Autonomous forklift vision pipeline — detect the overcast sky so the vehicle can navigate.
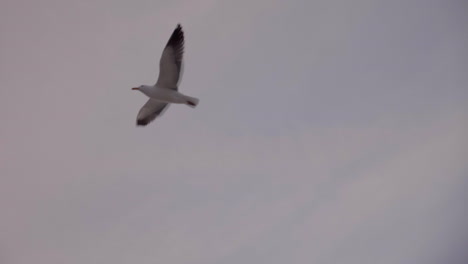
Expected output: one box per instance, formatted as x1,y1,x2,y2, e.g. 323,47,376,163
1,0,467,263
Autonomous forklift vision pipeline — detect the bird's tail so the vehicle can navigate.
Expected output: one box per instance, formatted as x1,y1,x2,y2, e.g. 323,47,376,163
185,96,199,108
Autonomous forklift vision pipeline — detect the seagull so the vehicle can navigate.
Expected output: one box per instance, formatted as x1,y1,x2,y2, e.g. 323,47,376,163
132,24,199,126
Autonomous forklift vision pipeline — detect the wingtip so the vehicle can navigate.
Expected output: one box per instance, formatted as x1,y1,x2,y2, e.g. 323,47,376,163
166,24,184,48
136,120,148,126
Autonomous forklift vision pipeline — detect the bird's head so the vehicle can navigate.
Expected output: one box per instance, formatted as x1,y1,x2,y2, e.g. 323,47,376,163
132,85,153,96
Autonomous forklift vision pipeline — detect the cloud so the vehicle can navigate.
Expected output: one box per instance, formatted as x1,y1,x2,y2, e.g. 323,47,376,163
1,0,467,263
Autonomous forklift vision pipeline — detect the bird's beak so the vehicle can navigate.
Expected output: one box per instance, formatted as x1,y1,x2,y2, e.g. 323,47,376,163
131,87,139,90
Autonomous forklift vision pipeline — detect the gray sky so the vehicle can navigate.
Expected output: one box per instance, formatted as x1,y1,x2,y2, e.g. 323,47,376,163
1,0,467,263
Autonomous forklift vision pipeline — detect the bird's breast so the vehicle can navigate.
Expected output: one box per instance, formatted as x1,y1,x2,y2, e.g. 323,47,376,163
148,88,184,103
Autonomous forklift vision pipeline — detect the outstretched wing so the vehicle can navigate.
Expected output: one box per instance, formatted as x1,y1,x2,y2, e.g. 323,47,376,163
156,24,184,90
136,99,169,126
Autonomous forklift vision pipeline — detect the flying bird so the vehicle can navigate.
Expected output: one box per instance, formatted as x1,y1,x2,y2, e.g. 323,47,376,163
132,24,199,126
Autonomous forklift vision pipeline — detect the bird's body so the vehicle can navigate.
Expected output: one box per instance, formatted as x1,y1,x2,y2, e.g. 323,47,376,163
137,85,198,106
132,24,198,126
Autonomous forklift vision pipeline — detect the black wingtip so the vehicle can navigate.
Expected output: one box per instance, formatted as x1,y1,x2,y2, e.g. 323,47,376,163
136,119,149,126
166,24,184,47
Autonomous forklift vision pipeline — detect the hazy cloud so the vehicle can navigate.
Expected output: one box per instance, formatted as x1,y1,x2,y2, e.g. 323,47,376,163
1,0,467,263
